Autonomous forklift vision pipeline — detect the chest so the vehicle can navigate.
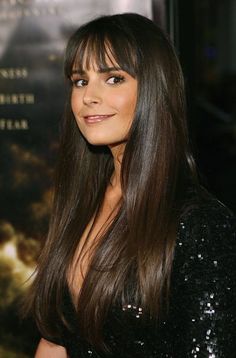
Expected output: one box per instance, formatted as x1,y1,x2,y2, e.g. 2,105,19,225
67,198,119,300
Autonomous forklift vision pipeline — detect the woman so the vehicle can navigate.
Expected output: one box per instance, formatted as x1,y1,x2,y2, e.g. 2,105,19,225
27,13,236,357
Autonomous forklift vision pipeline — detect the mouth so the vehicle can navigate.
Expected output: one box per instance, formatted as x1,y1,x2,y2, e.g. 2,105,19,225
83,114,115,124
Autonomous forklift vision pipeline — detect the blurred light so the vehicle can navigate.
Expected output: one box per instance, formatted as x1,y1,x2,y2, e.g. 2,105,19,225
0,241,35,282
2,242,17,259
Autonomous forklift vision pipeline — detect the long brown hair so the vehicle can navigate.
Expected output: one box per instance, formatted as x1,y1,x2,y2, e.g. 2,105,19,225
26,13,198,349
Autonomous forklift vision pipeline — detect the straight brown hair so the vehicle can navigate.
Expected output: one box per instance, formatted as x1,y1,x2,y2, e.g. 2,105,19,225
25,13,199,350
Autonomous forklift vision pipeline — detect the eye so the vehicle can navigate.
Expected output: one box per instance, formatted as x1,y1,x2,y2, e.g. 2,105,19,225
72,78,87,87
106,75,125,85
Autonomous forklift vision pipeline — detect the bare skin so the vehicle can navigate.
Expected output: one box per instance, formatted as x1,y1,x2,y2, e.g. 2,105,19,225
68,55,135,299
35,56,136,355
35,338,67,357
69,143,123,288
35,150,122,357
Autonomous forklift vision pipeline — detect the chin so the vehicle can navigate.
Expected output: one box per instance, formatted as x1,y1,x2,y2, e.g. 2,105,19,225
82,132,122,146
85,136,113,146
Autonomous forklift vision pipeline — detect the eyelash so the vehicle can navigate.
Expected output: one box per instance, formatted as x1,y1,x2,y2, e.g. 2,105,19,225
106,75,125,84
72,79,87,87
71,75,125,88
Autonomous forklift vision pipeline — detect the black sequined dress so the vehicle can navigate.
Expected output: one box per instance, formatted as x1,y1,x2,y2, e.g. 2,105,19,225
43,195,236,357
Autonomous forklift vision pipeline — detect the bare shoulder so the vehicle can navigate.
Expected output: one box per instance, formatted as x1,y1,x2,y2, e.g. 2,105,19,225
35,338,67,358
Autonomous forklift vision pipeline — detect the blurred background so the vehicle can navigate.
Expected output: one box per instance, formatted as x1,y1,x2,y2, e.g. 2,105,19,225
0,0,235,356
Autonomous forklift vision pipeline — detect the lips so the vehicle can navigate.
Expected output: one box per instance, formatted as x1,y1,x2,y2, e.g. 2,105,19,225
83,114,115,124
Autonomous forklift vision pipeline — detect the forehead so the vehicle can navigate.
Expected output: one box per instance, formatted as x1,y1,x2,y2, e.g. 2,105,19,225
66,35,137,79
72,42,120,72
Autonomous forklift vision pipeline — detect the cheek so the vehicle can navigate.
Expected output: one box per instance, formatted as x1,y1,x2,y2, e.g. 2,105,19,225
71,93,84,132
71,92,81,115
71,94,76,114
111,92,137,116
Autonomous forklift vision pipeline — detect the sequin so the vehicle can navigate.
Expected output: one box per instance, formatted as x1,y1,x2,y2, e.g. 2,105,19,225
43,196,236,357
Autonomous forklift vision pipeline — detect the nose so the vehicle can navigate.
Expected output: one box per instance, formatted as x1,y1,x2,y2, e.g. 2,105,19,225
83,83,102,105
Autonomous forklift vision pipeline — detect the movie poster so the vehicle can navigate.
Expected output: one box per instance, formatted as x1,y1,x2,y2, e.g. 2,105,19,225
0,0,156,356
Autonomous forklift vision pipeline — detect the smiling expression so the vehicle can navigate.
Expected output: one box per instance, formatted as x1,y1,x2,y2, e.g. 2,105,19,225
70,58,137,148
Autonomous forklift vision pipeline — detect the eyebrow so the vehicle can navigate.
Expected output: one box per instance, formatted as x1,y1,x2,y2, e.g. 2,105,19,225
71,66,122,75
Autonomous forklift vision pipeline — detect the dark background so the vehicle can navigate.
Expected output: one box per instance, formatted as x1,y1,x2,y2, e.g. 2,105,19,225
168,0,236,212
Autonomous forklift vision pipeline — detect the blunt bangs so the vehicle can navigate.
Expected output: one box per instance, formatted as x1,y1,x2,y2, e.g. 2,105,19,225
64,17,138,79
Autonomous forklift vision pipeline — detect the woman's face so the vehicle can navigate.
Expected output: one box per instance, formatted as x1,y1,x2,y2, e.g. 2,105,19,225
70,56,137,148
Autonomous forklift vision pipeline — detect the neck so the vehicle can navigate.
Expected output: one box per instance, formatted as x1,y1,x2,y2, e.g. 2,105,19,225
108,143,125,192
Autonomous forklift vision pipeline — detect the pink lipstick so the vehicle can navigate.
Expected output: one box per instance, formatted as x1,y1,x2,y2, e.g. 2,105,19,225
84,114,115,124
